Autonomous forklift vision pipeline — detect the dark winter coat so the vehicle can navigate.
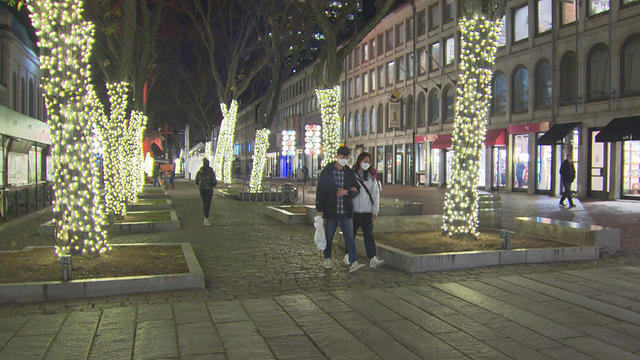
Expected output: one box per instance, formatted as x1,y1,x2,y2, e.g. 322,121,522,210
560,159,576,184
195,166,217,190
315,161,360,219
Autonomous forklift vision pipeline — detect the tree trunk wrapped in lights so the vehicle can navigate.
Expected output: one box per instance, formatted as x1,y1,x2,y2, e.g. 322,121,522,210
213,100,238,184
442,15,502,239
222,100,239,184
249,128,270,193
124,110,147,202
315,86,341,167
27,0,110,256
100,82,130,217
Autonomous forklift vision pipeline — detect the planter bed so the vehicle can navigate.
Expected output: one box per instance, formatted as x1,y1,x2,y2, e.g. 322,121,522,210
0,242,204,304
39,209,180,236
126,198,172,211
266,205,313,224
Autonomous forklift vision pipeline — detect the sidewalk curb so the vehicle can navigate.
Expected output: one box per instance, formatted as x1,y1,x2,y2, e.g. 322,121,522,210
0,242,204,304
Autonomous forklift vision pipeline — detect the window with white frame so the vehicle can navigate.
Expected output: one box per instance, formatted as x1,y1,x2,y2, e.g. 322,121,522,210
537,0,552,34
445,37,455,65
588,0,609,16
514,5,529,42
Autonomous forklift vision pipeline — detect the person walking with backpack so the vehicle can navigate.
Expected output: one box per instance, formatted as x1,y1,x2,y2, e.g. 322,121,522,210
195,158,217,226
349,152,384,268
559,152,576,208
316,146,365,273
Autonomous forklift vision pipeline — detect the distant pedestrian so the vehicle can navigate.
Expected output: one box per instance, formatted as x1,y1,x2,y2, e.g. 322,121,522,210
316,146,365,273
515,160,526,189
153,162,161,187
302,166,309,184
350,152,384,269
195,158,218,226
559,153,576,208
169,167,175,190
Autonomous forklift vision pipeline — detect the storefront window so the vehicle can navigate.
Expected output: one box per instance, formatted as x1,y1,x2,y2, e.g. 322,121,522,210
493,146,507,188
478,145,486,188
405,144,414,185
376,146,385,181
622,140,640,197
513,134,529,190
536,134,552,191
445,150,454,184
565,129,580,192
395,144,404,184
417,143,427,185
385,145,393,184
591,130,606,192
431,148,441,184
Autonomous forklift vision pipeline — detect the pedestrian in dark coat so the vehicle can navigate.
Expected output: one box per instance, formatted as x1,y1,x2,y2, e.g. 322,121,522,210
316,146,365,273
559,153,576,208
195,158,217,226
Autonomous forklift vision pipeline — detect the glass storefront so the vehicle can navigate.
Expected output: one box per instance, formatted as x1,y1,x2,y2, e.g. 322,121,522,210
590,130,606,193
417,143,427,185
385,145,393,184
405,143,413,185
376,146,385,181
513,134,529,190
478,145,486,188
623,140,640,198
395,144,404,184
493,146,507,189
536,133,552,191
445,150,454,185
564,128,580,192
431,148,441,184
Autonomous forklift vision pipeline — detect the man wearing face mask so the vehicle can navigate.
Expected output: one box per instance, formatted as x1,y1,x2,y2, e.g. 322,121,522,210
316,146,364,272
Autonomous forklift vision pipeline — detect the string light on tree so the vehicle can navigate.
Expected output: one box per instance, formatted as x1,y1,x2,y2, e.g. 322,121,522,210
281,130,296,156
213,100,239,184
442,15,501,239
304,124,322,156
249,128,270,193
27,0,110,256
315,86,341,166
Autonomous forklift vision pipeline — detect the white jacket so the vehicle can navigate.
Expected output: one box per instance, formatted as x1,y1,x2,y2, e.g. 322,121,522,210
353,171,380,214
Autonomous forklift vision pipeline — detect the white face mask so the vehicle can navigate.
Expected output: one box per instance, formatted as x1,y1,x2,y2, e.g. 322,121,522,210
361,162,370,171
337,158,348,167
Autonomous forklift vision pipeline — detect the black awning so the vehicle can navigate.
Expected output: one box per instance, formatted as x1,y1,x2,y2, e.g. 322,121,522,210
595,116,640,142
536,123,581,145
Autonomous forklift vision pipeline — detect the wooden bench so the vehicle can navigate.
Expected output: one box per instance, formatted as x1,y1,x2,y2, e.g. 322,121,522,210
514,216,620,254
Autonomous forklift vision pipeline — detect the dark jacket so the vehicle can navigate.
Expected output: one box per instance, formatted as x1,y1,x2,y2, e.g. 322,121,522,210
316,161,360,219
560,159,576,184
195,166,217,190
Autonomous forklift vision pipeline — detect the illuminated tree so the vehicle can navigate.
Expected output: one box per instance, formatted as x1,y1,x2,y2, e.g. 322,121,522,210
249,129,270,192
27,0,110,256
123,111,148,202
307,0,395,165
95,82,130,217
442,1,506,239
180,0,269,184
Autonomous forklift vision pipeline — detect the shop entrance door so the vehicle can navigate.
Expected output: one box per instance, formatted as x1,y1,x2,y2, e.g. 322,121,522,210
589,129,608,198
492,146,507,190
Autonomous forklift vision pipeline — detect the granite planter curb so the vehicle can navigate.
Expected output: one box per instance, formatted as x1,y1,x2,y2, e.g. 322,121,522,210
39,210,181,236
127,198,173,211
336,234,599,273
266,205,313,224
0,242,204,304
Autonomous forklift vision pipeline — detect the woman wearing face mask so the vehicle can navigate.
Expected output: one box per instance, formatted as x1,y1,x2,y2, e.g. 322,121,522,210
349,152,384,268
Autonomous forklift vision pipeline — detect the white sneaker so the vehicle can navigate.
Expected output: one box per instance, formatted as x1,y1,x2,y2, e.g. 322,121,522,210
323,258,333,269
349,261,365,273
343,253,350,266
369,256,385,268
204,218,211,226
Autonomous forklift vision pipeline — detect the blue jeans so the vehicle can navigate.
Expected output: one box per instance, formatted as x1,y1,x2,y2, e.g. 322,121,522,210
324,214,357,263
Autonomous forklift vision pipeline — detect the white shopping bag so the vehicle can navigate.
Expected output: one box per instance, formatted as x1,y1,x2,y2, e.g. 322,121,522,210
313,215,326,251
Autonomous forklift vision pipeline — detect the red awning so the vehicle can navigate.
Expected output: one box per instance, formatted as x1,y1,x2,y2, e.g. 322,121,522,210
485,129,507,146
431,134,452,149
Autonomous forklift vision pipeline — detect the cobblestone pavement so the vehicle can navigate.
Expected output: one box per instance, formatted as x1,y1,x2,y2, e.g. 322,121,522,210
1,181,640,359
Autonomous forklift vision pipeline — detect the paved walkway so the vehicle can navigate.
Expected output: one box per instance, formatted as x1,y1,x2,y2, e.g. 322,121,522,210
1,181,640,359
